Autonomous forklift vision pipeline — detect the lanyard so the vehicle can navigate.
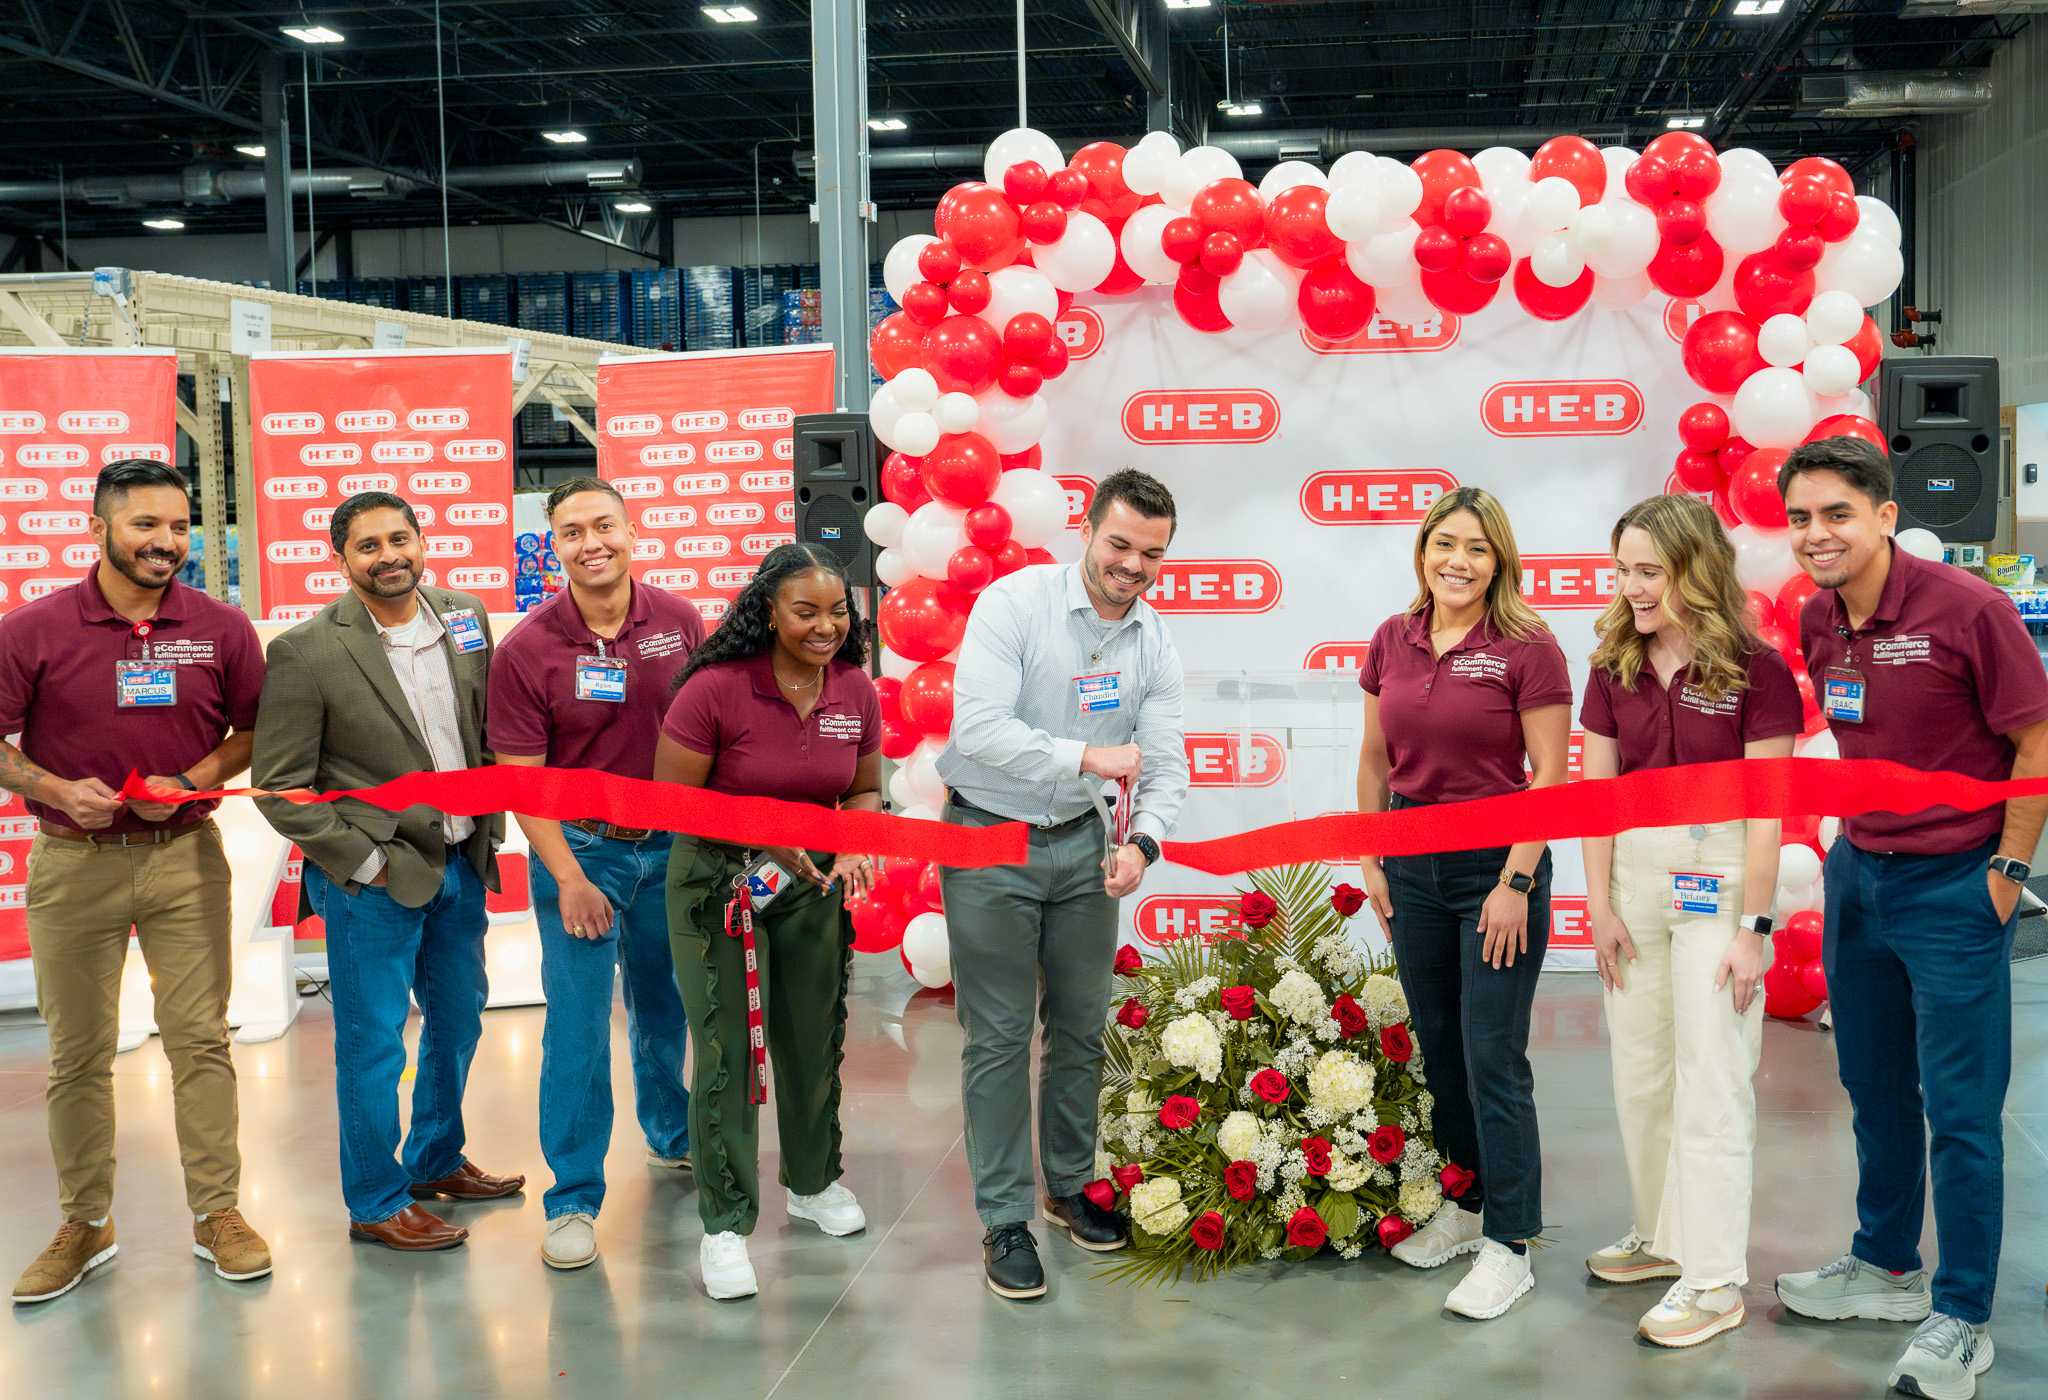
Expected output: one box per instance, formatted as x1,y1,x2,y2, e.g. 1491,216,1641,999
722,876,769,1107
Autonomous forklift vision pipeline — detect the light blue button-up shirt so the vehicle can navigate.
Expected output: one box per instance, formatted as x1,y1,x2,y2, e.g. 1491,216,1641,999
937,562,1189,841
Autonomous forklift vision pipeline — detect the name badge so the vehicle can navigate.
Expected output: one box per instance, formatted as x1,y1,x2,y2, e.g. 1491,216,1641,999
741,853,793,908
444,607,488,654
1672,872,1721,915
115,660,177,708
575,656,627,703
1076,671,1122,713
1822,665,1865,724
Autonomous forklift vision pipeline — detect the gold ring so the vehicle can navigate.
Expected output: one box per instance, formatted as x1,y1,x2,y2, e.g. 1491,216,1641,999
572,924,587,935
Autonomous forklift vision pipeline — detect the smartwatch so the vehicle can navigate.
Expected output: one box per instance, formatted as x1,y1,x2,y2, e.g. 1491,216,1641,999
1739,914,1773,937
171,774,196,791
1990,855,2031,886
1498,866,1534,895
1128,833,1160,866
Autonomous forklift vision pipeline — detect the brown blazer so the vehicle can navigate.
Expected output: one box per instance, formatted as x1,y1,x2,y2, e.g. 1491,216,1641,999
251,586,502,909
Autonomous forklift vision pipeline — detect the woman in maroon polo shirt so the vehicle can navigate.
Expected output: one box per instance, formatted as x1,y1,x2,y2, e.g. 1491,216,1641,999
653,543,882,1301
1578,493,1799,1348
1354,486,1572,1320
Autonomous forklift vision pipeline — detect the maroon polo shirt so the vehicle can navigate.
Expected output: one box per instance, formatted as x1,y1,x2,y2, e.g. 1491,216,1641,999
0,572,263,833
1799,541,2048,854
662,652,882,807
488,582,704,778
1581,644,1802,775
1360,607,1573,805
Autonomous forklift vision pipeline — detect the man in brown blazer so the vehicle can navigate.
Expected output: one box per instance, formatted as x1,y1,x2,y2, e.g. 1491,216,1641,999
252,491,523,1252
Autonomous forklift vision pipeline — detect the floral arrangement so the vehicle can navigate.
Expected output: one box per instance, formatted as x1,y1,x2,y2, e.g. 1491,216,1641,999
1091,865,1470,1284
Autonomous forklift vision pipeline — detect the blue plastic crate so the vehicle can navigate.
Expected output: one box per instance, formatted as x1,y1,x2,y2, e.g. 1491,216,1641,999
628,267,682,349
569,270,628,343
682,265,740,350
405,277,451,319
457,274,512,326
514,273,570,337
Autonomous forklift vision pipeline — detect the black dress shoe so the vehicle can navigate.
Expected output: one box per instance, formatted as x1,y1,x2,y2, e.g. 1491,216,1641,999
982,1223,1046,1299
1042,1192,1129,1252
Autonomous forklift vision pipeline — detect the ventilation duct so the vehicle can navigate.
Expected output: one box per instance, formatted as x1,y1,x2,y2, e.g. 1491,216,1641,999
0,160,642,210
1798,71,1992,117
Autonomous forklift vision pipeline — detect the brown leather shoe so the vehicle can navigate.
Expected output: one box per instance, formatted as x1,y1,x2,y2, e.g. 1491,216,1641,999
409,1161,526,1201
348,1204,469,1251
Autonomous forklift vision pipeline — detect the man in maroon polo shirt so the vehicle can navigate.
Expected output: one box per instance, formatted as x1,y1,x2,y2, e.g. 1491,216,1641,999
1771,436,2048,1397
0,460,272,1303
487,477,702,1270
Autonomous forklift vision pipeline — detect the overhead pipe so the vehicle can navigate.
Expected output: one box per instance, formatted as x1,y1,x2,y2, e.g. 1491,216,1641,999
0,159,642,209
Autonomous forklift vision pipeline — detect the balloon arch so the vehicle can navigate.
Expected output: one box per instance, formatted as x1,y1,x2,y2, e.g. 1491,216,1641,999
849,127,1907,989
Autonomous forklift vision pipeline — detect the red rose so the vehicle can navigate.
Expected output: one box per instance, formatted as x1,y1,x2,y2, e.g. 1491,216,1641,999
1366,1124,1405,1163
1083,1178,1117,1212
1286,1206,1328,1249
1250,1068,1290,1103
1301,1136,1334,1176
1331,883,1366,916
1440,1161,1476,1199
1113,945,1144,976
1330,993,1369,1038
1158,1094,1201,1130
1377,1214,1414,1249
1115,997,1149,1030
1111,1162,1144,1195
1189,1210,1227,1251
1238,890,1279,929
1218,984,1259,1020
1223,1160,1257,1201
1380,1022,1413,1062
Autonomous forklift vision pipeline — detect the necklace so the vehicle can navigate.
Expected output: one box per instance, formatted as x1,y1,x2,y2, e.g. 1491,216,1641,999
777,667,821,691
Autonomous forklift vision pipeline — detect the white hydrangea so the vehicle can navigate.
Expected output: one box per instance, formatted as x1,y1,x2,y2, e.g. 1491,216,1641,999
1269,969,1330,1026
1125,1087,1158,1118
1130,1176,1188,1236
1399,1176,1444,1223
1173,975,1221,1010
1307,1050,1376,1118
1217,1110,1263,1162
1325,1152,1370,1192
1312,932,1368,982
1094,1148,1113,1181
1359,973,1409,1028
1400,1136,1441,1178
1160,1013,1224,1082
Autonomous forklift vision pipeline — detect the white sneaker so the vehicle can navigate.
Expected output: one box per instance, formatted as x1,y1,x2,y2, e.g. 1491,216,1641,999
1445,1239,1534,1319
646,1149,692,1171
1586,1228,1680,1284
1390,1202,1484,1269
700,1231,757,1300
542,1212,597,1270
787,1182,867,1236
1638,1281,1746,1348
1889,1313,1995,1400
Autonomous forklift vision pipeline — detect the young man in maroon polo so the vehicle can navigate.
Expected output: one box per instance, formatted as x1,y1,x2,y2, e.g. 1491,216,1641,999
487,477,702,1270
0,459,272,1303
1773,436,2048,1399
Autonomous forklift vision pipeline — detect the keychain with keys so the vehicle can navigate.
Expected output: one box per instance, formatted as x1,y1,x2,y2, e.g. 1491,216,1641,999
115,620,177,708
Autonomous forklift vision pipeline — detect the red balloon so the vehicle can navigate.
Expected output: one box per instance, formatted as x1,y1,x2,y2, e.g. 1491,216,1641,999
1778,909,1825,967
1263,185,1343,269
1161,216,1203,265
1734,251,1815,321
1764,956,1824,1019
1800,961,1830,1003
1054,287,1073,316
1047,168,1089,211
875,577,970,661
900,281,947,328
914,863,946,914
1717,435,1756,478
1649,231,1725,298
1037,335,1071,379
1806,413,1886,451
1776,571,1820,633
1019,200,1068,246
1784,156,1855,201
933,182,1025,271
1774,228,1824,274
1002,160,1050,207
1462,233,1511,284
1625,152,1676,207
1670,147,1723,202
874,853,924,896
990,539,1027,577
1783,812,1822,849
1678,401,1732,452
1173,264,1233,333
1757,622,1797,665
1778,173,1831,229
1298,262,1376,340
921,314,1002,395
947,267,992,315
873,675,904,723
1511,257,1594,321
881,452,931,512
964,501,1013,551
945,546,996,595
1529,135,1607,205
1642,130,1718,168
1818,190,1860,243
1845,316,1884,381
1069,141,1141,222
1440,185,1492,240
1095,244,1145,295
1793,665,1821,724
1709,482,1742,531
1682,311,1766,395
849,890,910,953
1002,311,1054,362
997,361,1044,398
1745,589,1777,630
922,431,1000,507
1420,264,1500,316
1657,198,1706,247
1199,230,1244,278
1731,449,1791,529
1022,546,1056,566
997,445,1041,472
1412,225,1463,273
1409,148,1482,229
900,660,958,732
879,719,920,761
917,241,962,287
1673,448,1724,493
870,312,927,380
1190,178,1265,246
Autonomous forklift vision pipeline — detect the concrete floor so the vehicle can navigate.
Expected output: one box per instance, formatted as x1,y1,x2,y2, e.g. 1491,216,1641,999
0,957,2044,1400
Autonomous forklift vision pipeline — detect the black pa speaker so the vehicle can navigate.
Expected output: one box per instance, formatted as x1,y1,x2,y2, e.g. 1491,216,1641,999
791,412,882,584
1878,356,2001,542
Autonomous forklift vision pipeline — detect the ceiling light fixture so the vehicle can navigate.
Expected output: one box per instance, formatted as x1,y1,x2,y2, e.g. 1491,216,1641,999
1732,1,1784,15
1223,102,1262,117
542,130,589,144
867,117,907,131
234,144,267,158
1667,115,1707,128
142,218,185,230
280,25,344,44
702,5,757,21
614,201,653,213
1164,0,1212,10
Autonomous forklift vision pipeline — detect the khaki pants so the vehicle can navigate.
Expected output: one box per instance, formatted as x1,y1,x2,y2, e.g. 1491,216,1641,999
1604,820,1770,1289
26,823,240,1221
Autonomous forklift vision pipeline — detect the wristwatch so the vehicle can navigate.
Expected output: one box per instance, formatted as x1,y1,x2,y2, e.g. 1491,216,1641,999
171,774,196,791
1498,866,1534,895
1990,854,2031,886
1739,914,1773,937
1128,833,1160,866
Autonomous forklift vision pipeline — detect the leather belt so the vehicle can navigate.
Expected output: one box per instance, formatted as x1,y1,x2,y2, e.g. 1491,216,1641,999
566,817,656,842
946,792,1098,833
40,820,207,848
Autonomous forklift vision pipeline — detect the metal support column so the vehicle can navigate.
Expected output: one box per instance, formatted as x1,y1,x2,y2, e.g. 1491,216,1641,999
1140,1,1172,136
811,0,872,410
260,58,293,291
189,359,229,600
228,356,262,620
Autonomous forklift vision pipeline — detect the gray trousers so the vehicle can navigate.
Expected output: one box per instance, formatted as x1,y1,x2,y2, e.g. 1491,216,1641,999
939,798,1117,1229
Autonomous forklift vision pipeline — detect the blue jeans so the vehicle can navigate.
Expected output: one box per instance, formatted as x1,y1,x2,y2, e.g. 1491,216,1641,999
533,826,691,1219
305,856,488,1225
1823,836,2017,1324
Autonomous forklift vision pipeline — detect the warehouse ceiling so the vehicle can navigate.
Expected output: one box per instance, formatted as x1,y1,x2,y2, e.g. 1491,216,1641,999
0,0,2029,253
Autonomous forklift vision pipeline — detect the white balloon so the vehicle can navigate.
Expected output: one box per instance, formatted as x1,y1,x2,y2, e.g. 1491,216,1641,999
1590,270,1653,309
1325,183,1383,242
1373,279,1438,327
1718,147,1778,182
1758,313,1815,369
1217,249,1302,332
890,367,939,412
1328,150,1380,191
893,411,940,458
878,647,918,682
1374,158,1423,221
901,500,969,579
1530,232,1586,288
1895,527,1945,562
933,391,979,435
1485,181,1542,259
867,380,907,450
1803,343,1862,397
1119,138,1175,198
906,739,946,806
898,802,941,823
1347,218,1421,287
990,468,1067,547
887,767,917,810
982,127,1065,188
1570,202,1616,255
1778,880,1817,914
1778,842,1822,892
974,389,1049,453
1815,230,1904,309
875,546,915,588
1162,145,1242,210
1699,258,1742,314
1819,815,1842,847
1804,289,1865,346
1705,172,1786,256
1583,199,1659,278
909,961,952,990
1036,210,1116,292
1845,387,1875,419
1732,366,1819,449
1729,523,1800,591
1597,146,1638,204
1471,146,1531,196
882,234,937,304
1853,195,1902,247
902,912,951,974
1119,202,1183,285
1527,176,1581,232
1258,160,1327,200
863,501,910,548
1802,729,1841,761
977,264,1060,338
1047,528,1086,565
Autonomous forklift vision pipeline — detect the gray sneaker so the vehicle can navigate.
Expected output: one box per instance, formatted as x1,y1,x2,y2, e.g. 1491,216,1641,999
1889,1313,1994,1400
1775,1253,1932,1322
